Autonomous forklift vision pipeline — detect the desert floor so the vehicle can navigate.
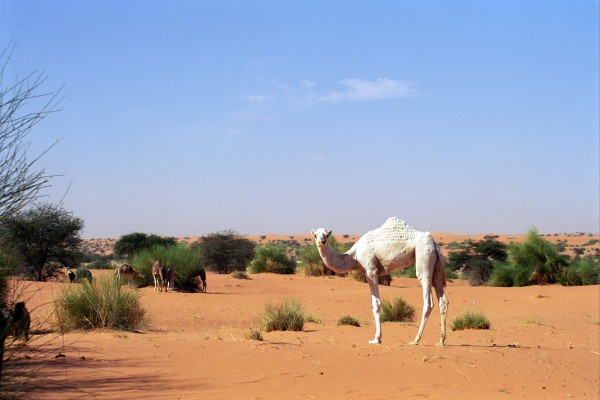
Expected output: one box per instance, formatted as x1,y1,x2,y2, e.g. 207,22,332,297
11,268,600,399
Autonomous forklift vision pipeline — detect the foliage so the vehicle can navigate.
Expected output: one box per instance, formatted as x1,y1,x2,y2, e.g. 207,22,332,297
113,232,177,259
248,244,296,274
559,255,600,286
297,235,351,277
0,203,84,281
380,296,415,323
246,329,263,341
336,315,361,327
446,238,507,286
53,276,147,332
507,228,568,285
131,244,203,291
396,265,417,278
75,266,92,283
261,299,307,332
192,230,255,274
87,258,114,270
451,310,490,331
230,271,250,279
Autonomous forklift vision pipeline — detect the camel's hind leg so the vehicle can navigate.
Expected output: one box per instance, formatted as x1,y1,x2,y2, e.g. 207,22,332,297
409,278,434,345
409,242,436,345
434,279,449,346
365,268,382,344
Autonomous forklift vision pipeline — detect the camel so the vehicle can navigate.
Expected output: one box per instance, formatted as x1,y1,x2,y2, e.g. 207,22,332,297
115,264,144,287
64,267,75,283
1,302,31,341
152,260,166,292
312,217,449,346
165,268,175,292
198,268,207,293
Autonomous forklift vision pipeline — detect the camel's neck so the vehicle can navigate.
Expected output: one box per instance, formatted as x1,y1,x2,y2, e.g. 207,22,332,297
317,243,357,274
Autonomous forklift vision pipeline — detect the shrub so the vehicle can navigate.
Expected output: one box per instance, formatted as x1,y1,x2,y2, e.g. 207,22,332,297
113,232,177,259
337,315,361,327
508,228,568,285
380,296,415,323
75,267,92,283
231,271,250,279
192,230,255,274
451,310,490,331
246,329,263,341
131,244,203,291
261,299,306,332
53,276,146,332
560,256,600,286
397,265,417,279
87,258,114,269
248,244,296,274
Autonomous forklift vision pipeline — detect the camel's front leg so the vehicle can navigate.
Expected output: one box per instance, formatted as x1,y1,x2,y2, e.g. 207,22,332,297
366,271,382,344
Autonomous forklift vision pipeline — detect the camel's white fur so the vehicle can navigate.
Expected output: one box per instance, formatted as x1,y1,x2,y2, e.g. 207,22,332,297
312,217,448,345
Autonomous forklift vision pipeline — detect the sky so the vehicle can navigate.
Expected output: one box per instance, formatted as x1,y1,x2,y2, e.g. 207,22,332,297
1,1,599,238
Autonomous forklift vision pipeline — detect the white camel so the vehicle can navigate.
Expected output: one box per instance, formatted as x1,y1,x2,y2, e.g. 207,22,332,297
312,217,449,345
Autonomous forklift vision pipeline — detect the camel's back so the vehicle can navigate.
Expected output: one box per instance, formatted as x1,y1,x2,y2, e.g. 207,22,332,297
360,217,419,244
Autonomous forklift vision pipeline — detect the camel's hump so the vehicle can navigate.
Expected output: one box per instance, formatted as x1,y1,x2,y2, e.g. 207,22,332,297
361,217,419,243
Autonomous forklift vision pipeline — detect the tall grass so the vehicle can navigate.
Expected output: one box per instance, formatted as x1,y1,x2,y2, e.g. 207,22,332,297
248,244,296,274
131,244,203,291
560,256,600,286
261,299,307,332
451,310,490,331
380,296,415,323
54,276,147,332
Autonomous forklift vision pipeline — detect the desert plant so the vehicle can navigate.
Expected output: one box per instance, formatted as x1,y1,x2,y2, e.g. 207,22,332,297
192,230,255,274
297,235,351,277
337,315,361,327
508,228,568,285
451,310,490,331
75,266,92,283
248,244,296,274
560,255,600,286
396,265,417,278
246,329,263,341
261,299,306,332
131,244,203,291
113,232,177,259
380,296,415,323
53,276,146,332
231,271,250,279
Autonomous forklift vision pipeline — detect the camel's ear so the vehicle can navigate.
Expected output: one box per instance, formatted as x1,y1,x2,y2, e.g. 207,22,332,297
326,230,332,237
311,230,316,237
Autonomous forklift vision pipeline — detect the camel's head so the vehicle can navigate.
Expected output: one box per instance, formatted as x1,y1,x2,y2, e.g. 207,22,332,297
311,228,332,246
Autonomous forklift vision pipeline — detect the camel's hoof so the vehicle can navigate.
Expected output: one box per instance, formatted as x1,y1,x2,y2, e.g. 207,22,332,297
369,339,382,345
408,340,419,346
436,341,445,347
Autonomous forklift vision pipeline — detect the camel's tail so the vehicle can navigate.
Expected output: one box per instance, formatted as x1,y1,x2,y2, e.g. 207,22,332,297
434,243,447,287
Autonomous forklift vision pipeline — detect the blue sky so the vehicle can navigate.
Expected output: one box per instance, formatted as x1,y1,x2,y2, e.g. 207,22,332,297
2,1,598,238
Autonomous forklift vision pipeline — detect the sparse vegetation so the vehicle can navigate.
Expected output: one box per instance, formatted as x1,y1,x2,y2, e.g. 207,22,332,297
75,266,92,283
248,244,296,274
451,310,490,331
261,299,307,332
231,271,250,279
54,276,147,332
337,315,361,327
380,296,415,323
192,230,255,274
246,329,263,341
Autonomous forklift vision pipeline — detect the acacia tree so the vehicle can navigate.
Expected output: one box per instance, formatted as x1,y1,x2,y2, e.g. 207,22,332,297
113,232,178,259
192,230,255,274
0,44,61,221
0,203,83,281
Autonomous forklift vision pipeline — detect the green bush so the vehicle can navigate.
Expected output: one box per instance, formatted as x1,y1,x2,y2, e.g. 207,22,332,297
380,296,415,323
397,265,417,278
248,244,296,274
451,310,490,331
192,230,255,274
508,228,568,285
87,258,114,269
262,299,306,332
231,271,250,279
560,256,600,286
75,267,92,283
337,315,361,327
54,276,146,331
131,244,203,291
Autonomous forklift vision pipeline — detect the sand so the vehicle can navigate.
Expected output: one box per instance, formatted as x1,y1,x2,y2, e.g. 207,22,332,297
10,266,600,399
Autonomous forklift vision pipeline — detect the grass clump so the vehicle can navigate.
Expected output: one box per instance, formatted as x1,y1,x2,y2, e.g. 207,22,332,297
337,315,361,327
246,329,263,341
261,299,306,332
75,266,92,283
451,310,490,331
54,276,146,332
231,271,250,279
380,296,415,323
248,244,296,274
